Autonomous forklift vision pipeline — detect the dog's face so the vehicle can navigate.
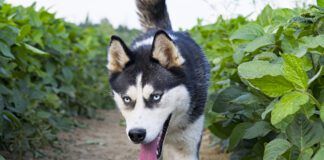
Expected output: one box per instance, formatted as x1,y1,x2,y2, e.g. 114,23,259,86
107,31,190,147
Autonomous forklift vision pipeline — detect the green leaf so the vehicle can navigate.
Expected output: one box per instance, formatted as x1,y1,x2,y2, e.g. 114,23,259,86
23,43,48,55
289,146,300,160
0,154,5,160
249,75,294,97
12,89,28,113
0,96,4,113
253,52,278,61
0,41,14,58
2,110,21,128
301,102,315,118
301,56,313,72
282,54,308,90
299,35,324,49
208,120,235,139
275,26,284,41
0,67,10,78
273,115,294,132
320,103,324,122
243,121,272,139
295,35,324,57
244,34,275,52
238,60,282,79
17,25,31,42
212,86,245,113
0,25,19,46
228,122,253,150
286,114,324,151
271,91,309,125
257,5,273,26
262,99,277,119
230,23,264,40
62,67,73,83
263,138,291,160
0,84,11,95
313,147,324,160
37,111,51,119
58,85,76,98
233,46,245,64
298,148,313,160
230,92,261,106
318,0,324,7
272,8,297,25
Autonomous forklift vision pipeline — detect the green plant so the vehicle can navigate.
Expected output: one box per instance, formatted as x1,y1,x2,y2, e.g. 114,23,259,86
0,2,139,158
191,4,324,160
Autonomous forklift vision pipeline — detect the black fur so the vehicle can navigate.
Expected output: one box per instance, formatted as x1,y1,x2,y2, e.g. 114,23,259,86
110,29,210,123
110,0,210,123
108,0,210,156
136,0,172,31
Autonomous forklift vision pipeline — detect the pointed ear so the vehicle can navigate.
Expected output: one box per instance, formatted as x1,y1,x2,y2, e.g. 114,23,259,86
151,31,185,68
107,36,131,73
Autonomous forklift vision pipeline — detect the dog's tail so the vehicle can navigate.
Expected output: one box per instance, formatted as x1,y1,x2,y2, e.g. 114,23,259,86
136,0,172,31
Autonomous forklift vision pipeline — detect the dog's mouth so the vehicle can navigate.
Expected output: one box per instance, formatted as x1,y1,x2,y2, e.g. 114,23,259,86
139,114,172,160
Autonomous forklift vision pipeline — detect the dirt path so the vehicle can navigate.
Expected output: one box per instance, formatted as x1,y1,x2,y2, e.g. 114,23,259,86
40,109,228,160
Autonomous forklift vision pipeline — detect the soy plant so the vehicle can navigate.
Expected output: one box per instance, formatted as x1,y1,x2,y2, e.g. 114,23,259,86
0,2,122,158
191,3,324,160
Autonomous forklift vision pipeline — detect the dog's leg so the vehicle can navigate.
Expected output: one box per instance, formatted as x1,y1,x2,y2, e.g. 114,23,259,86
163,115,204,160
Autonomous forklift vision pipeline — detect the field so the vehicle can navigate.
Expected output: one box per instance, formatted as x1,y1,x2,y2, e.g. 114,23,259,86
0,1,324,160
2,109,229,160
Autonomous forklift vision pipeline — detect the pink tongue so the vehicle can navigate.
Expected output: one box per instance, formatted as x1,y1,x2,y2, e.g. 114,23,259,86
139,137,159,160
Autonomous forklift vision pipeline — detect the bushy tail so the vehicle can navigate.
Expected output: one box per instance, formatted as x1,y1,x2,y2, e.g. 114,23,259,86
136,0,172,31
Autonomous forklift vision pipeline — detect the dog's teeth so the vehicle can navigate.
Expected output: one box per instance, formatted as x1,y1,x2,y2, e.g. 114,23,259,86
156,150,159,155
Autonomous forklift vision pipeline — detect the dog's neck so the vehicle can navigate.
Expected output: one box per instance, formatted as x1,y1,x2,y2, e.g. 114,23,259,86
162,115,204,160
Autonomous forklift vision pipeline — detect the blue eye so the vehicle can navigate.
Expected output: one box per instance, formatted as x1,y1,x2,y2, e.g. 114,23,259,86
122,96,131,103
153,95,160,100
151,94,162,101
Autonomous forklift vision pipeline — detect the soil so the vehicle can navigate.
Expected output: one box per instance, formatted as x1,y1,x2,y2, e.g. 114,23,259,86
5,109,229,160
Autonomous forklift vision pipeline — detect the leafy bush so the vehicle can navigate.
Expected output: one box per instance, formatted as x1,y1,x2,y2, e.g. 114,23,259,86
0,2,139,158
191,4,324,160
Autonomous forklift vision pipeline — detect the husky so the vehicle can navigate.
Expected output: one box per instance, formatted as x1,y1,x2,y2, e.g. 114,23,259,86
107,0,210,159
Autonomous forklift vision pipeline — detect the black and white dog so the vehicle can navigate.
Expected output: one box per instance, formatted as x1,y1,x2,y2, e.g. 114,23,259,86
107,0,210,159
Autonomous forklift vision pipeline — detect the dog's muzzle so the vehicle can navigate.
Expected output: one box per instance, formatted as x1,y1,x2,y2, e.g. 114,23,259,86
128,128,146,144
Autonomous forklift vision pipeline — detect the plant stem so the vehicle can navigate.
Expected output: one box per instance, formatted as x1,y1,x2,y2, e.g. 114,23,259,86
304,91,321,109
308,66,323,85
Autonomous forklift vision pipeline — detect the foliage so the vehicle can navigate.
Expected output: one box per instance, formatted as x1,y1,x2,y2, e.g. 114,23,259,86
191,4,324,160
0,2,139,158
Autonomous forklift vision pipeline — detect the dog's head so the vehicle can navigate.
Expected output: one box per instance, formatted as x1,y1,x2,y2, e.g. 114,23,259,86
107,30,190,158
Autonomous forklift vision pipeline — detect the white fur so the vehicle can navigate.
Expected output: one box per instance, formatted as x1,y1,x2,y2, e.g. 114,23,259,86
113,73,204,159
113,73,191,144
132,34,178,49
106,41,130,72
143,84,154,99
163,115,204,160
133,37,154,49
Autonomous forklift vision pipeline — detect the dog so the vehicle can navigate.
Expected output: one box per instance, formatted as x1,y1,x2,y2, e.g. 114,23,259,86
107,0,210,159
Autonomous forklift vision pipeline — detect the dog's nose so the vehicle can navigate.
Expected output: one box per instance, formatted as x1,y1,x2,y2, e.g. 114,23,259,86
128,128,146,143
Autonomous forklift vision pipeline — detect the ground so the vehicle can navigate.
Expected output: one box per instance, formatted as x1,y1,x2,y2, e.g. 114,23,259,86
6,109,229,160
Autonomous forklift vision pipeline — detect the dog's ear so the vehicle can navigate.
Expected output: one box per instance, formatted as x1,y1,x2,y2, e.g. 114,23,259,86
151,30,184,68
107,36,131,73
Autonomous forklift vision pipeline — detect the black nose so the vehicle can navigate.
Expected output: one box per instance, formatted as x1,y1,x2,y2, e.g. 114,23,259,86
128,128,146,143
